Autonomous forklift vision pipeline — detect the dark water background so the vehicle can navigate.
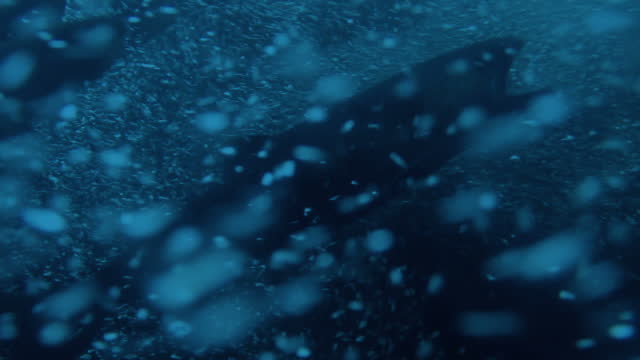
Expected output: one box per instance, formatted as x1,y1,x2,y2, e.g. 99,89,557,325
1,1,640,359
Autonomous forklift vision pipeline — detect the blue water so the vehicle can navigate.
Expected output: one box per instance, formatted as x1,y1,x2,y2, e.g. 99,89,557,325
0,1,639,359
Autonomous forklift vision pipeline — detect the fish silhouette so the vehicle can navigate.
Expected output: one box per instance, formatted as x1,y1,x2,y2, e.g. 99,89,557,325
1,37,554,359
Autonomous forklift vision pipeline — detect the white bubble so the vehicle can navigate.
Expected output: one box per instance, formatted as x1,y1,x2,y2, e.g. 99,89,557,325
270,249,302,269
293,145,327,163
526,92,570,125
159,6,178,15
389,152,408,169
48,40,67,48
103,332,118,341
382,37,397,48
486,231,589,281
609,324,635,340
275,333,306,353
100,146,132,168
296,346,312,358
194,112,229,134
341,119,355,133
104,93,128,111
275,278,321,315
304,106,328,122
478,192,498,210
273,160,296,179
261,172,274,186
165,227,203,261
264,45,277,55
348,300,364,311
149,250,246,310
39,322,71,346
457,107,486,129
0,51,35,90
365,229,395,253
427,273,445,295
389,266,405,285
314,252,335,269
136,308,149,320
22,208,67,233
558,290,576,301
274,33,291,47
575,338,596,349
34,285,95,320
120,206,174,239
424,175,439,187
59,104,78,120
219,146,237,156
167,320,192,338
213,235,231,249
311,74,355,104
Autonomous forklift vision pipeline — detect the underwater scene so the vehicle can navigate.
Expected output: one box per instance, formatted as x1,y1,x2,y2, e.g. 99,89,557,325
0,0,639,359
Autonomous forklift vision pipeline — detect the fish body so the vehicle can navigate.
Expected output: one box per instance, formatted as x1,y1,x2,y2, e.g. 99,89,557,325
1,37,553,359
